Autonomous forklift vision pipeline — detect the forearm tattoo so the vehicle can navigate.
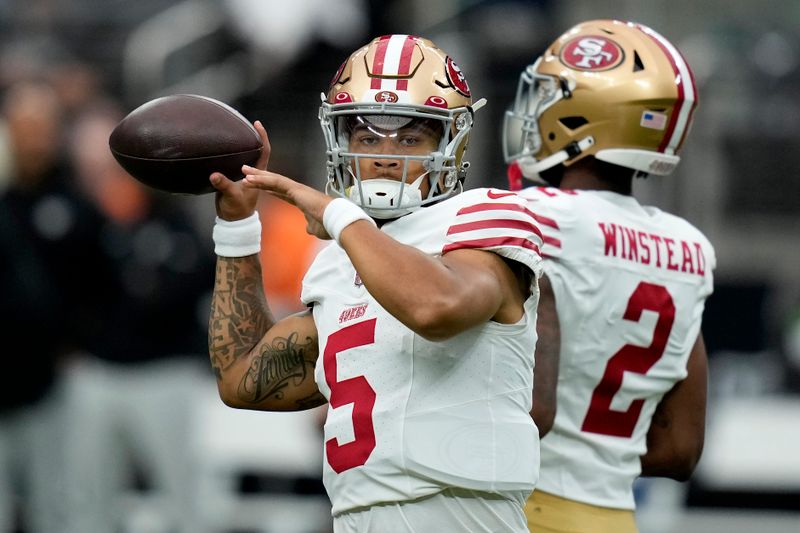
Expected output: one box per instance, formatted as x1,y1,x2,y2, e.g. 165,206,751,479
209,256,273,378
239,332,322,405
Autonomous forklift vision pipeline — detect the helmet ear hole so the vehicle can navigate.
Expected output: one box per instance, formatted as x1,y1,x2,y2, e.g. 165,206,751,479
559,116,588,131
633,51,645,72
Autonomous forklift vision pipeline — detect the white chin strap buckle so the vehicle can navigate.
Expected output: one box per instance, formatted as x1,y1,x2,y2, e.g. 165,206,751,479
520,136,595,180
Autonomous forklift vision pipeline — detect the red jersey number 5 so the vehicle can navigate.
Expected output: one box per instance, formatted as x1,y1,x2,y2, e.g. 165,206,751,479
582,282,675,438
323,318,377,473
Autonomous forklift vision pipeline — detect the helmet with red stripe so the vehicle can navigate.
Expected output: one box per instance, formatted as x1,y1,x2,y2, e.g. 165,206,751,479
320,34,484,219
503,19,698,183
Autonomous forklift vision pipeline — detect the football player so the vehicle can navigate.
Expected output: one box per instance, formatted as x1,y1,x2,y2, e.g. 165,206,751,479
208,35,549,532
502,20,715,533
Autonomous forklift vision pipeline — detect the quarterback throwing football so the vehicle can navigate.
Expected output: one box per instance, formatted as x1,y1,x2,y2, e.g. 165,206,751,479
208,35,548,532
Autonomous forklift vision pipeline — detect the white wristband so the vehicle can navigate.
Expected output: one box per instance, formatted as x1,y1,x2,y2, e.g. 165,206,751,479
323,198,376,243
212,212,261,257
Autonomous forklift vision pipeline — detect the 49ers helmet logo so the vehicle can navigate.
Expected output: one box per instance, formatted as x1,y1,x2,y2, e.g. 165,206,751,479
375,91,399,103
446,57,470,97
560,36,624,71
329,60,347,92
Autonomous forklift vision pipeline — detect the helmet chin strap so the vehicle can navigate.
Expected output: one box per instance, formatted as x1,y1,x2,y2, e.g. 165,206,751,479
347,172,428,219
519,136,595,180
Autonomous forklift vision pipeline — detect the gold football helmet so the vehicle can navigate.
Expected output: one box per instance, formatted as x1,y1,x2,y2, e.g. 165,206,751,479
503,19,698,184
320,34,485,218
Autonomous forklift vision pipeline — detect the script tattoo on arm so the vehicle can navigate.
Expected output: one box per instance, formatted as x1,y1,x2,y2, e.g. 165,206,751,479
209,256,274,380
239,331,324,407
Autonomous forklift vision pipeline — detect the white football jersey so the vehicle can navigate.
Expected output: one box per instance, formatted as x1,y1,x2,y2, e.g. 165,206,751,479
301,188,544,516
518,186,715,510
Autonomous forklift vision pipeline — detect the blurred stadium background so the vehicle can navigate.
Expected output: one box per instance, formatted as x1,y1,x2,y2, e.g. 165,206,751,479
1,0,798,532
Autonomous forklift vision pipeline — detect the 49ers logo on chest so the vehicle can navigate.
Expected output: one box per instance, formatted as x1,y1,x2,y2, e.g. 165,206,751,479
560,36,624,71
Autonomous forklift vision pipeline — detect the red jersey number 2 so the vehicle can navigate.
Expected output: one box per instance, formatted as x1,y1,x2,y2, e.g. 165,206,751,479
323,318,377,473
581,282,675,438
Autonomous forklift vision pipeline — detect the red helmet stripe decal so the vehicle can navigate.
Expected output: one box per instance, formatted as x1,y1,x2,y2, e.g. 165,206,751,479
669,45,698,153
371,35,416,91
370,35,391,90
395,36,417,90
637,24,698,154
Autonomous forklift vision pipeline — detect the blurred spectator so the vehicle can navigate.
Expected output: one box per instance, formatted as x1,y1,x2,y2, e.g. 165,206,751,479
50,60,107,123
60,98,217,532
0,79,108,533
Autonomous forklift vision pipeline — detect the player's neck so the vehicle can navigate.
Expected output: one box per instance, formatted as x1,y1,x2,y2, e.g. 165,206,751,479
560,161,633,195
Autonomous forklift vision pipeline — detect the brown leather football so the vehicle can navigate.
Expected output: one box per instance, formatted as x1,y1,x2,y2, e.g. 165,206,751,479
109,94,262,195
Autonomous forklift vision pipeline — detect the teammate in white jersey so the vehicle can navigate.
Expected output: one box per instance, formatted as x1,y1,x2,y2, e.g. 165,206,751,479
502,20,715,533
207,35,548,532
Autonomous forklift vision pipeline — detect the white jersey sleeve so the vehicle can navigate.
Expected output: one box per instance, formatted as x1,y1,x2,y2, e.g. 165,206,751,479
518,186,715,510
437,188,543,278
301,188,543,516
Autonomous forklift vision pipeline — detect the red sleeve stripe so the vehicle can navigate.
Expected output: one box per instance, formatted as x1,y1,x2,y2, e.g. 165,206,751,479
531,212,559,230
456,202,560,230
442,236,540,255
457,202,528,216
447,218,543,240
543,235,561,248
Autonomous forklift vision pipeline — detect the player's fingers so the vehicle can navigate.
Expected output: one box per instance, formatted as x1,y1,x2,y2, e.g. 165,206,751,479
241,168,300,207
209,171,233,191
253,120,271,170
211,172,259,219
241,164,263,178
241,166,288,191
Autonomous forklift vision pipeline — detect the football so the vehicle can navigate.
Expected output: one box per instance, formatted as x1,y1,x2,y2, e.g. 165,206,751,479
109,94,263,195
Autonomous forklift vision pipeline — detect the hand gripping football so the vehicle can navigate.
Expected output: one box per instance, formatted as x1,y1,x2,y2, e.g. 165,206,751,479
109,94,263,195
